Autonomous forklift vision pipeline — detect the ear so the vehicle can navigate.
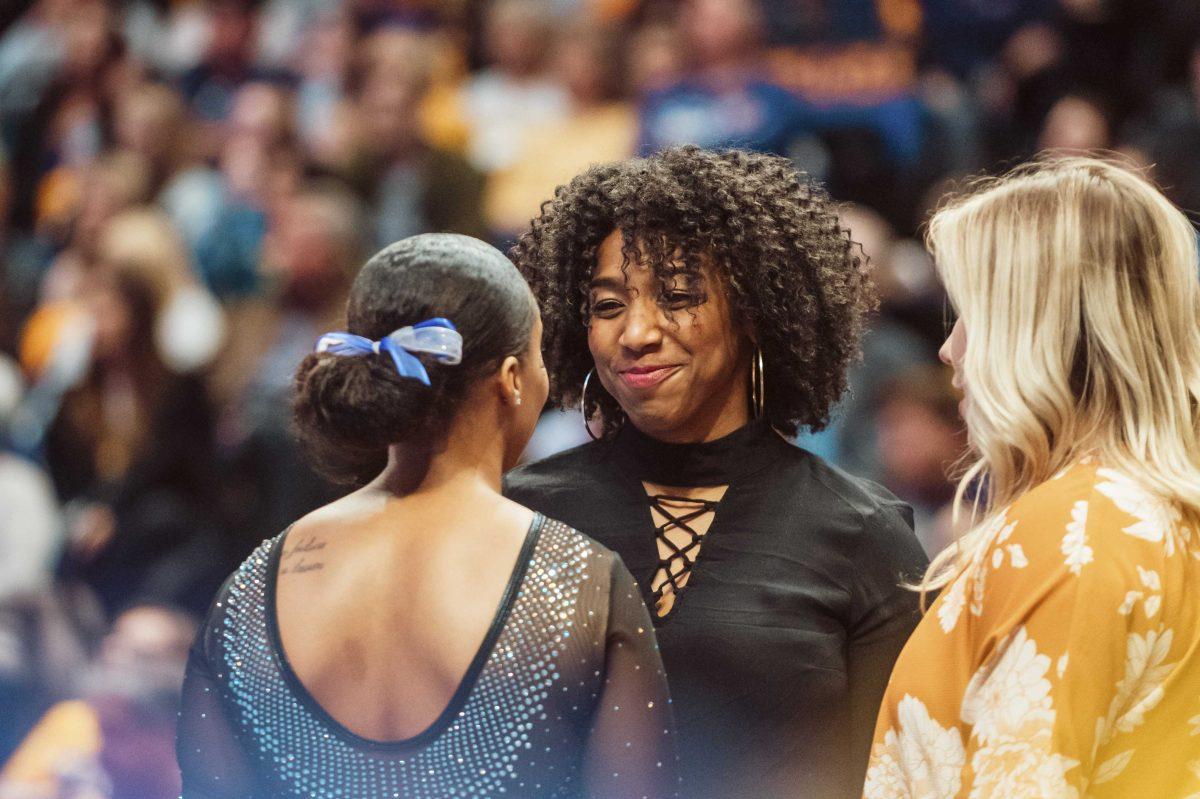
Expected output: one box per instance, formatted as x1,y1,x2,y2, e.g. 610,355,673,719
498,354,523,406
739,324,758,361
737,316,758,347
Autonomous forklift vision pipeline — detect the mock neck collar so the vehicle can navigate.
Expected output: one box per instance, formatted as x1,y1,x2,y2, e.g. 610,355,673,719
610,419,778,487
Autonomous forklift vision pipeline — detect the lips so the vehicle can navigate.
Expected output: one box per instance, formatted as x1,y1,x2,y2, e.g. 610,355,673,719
616,364,680,389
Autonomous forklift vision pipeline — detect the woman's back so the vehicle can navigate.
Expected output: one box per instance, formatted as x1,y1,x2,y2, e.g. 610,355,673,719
272,495,536,742
178,505,679,798
177,233,679,798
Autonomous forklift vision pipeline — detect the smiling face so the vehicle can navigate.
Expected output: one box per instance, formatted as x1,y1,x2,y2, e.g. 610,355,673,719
586,230,751,442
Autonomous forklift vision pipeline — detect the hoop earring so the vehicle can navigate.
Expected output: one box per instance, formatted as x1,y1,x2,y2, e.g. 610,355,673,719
581,369,600,440
750,349,765,420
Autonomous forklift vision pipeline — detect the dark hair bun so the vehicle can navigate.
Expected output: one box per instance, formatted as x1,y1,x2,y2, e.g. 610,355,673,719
293,350,437,484
291,233,535,486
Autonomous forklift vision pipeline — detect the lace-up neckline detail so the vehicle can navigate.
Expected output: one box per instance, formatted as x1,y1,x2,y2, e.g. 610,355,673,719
646,491,725,617
610,423,775,618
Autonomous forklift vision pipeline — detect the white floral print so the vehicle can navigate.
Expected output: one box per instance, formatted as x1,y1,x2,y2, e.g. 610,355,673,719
961,627,1055,742
1092,750,1134,785
1061,500,1093,575
970,516,1017,618
935,515,1014,635
1095,469,1182,555
1137,566,1162,592
864,695,965,799
938,574,968,634
1118,590,1144,616
961,627,1080,798
1096,628,1175,747
869,462,1200,798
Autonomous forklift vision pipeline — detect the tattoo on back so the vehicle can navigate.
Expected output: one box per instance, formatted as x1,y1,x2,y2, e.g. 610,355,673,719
281,535,327,575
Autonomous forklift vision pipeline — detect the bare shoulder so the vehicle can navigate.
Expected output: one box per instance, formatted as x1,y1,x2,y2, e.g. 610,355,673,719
278,490,382,577
493,494,538,535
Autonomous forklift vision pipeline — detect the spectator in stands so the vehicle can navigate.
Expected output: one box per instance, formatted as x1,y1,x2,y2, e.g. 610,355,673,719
5,1,134,238
341,27,486,247
796,204,934,474
292,9,355,166
1038,92,1112,154
874,365,968,557
35,150,154,308
0,0,72,152
0,150,56,348
194,80,303,298
0,604,194,799
42,210,226,618
112,81,224,268
1123,41,1200,216
456,0,569,173
627,17,685,95
178,0,283,140
0,355,64,605
485,17,637,239
637,0,800,154
0,587,100,770
210,180,364,552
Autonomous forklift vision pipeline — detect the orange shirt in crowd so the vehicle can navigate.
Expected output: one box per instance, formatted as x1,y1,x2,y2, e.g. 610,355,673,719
1,701,102,795
483,102,636,236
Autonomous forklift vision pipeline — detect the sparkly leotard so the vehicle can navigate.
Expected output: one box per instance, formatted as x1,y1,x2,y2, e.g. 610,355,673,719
177,515,679,798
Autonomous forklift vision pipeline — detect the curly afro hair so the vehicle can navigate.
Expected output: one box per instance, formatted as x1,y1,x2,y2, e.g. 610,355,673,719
510,145,874,438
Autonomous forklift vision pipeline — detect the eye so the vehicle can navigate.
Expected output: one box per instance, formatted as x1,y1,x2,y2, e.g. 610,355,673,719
590,298,625,318
662,290,696,310
659,271,705,310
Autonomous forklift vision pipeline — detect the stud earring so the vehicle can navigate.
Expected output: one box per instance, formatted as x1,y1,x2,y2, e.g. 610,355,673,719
514,390,522,406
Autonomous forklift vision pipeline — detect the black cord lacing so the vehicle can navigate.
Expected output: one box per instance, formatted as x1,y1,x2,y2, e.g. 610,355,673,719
647,493,720,618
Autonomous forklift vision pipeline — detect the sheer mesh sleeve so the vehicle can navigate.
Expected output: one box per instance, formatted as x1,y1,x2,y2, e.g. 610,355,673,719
583,556,681,799
176,626,259,798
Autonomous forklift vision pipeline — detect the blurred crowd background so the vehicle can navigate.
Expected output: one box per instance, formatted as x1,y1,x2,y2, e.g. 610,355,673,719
0,0,1197,796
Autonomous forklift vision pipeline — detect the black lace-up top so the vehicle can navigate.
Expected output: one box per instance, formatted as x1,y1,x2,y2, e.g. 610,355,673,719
505,421,929,799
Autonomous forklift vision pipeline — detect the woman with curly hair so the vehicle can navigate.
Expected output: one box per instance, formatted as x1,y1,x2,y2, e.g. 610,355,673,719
865,159,1200,798
506,146,928,799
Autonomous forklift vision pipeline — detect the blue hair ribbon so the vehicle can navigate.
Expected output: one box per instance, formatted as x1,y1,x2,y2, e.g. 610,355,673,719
314,317,462,386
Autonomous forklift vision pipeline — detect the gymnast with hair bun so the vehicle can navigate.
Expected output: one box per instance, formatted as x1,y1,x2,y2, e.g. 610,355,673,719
177,233,679,799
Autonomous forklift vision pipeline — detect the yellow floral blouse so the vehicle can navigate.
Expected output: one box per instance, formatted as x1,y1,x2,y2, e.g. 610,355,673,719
865,459,1200,798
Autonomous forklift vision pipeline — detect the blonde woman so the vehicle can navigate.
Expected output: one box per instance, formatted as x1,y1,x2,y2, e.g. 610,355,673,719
864,156,1200,799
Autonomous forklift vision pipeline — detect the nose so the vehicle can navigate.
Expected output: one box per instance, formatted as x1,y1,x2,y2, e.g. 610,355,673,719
938,336,953,367
617,298,664,353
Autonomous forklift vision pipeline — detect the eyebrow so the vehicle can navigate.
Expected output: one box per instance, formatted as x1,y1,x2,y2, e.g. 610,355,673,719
588,276,627,291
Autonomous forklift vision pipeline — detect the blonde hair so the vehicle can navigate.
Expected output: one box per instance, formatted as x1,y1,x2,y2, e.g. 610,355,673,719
921,155,1200,600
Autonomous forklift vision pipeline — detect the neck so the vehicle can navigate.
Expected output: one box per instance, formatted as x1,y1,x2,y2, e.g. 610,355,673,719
370,408,507,502
615,406,771,487
652,406,750,444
